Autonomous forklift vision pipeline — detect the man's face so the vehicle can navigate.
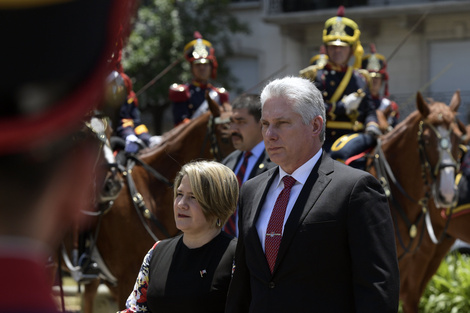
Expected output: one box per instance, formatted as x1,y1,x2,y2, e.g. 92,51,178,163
326,45,351,66
192,62,211,82
230,108,263,151
261,97,319,174
369,76,383,97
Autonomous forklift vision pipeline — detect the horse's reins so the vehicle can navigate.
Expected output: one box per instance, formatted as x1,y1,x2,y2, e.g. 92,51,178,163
201,115,227,161
82,116,121,216
374,139,427,260
374,120,459,259
124,157,172,240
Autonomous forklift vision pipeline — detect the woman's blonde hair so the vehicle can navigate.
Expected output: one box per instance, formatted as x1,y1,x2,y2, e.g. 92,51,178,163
174,160,239,227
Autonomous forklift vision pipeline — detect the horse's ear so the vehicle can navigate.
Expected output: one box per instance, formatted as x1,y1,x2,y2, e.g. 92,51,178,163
206,90,221,117
449,90,461,113
417,92,430,118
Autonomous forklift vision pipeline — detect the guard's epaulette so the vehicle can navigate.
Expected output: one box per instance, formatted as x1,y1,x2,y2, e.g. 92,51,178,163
299,65,320,82
169,83,190,102
357,69,371,86
212,86,229,103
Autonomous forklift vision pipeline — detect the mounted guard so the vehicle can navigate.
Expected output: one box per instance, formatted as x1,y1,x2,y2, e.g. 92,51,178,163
169,31,229,126
300,6,380,170
361,44,400,132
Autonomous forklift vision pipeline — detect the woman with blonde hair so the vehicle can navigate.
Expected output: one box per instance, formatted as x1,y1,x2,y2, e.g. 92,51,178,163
120,160,239,313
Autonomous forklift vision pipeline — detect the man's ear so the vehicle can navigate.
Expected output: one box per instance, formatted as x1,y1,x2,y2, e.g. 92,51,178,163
312,116,324,136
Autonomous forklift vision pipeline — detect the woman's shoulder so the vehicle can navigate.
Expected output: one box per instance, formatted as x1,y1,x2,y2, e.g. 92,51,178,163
154,233,183,249
218,232,237,254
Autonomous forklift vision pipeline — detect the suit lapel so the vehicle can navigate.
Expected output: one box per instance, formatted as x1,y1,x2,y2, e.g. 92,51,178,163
274,153,334,273
249,150,272,179
227,150,243,171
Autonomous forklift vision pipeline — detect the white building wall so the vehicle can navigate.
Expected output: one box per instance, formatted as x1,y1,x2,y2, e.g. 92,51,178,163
229,2,470,121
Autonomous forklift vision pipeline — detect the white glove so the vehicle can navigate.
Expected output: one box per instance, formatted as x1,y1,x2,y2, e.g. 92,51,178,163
342,93,364,114
125,134,141,154
148,135,162,148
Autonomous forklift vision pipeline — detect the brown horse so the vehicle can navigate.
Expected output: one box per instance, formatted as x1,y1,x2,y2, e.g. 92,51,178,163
71,99,234,312
368,91,464,313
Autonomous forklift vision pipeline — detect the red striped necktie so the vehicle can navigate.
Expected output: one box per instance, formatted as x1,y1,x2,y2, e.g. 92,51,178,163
224,151,252,236
236,151,252,186
265,175,296,273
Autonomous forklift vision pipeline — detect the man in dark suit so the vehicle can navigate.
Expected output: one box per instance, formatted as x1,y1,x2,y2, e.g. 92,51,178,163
225,76,399,313
0,1,135,311
222,94,276,236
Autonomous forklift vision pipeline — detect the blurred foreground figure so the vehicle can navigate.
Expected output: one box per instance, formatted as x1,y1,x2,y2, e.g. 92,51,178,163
0,0,135,312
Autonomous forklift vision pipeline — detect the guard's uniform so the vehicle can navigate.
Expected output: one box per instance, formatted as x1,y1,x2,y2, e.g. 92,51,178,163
362,45,400,130
300,7,380,168
313,64,378,153
170,81,229,126
116,72,151,142
372,96,400,128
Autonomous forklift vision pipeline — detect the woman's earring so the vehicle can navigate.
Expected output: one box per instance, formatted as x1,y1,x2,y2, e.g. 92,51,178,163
216,218,221,227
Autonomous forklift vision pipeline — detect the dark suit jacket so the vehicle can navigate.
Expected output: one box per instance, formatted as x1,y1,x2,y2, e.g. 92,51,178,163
226,152,399,313
222,148,275,181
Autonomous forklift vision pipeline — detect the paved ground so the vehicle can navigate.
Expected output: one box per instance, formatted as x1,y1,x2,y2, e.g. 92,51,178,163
53,276,118,313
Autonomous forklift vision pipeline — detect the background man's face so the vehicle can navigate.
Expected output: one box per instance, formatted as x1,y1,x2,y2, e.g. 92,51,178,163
230,108,262,151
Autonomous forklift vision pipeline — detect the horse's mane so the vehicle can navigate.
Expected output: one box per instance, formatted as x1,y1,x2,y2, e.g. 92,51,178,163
381,110,420,143
138,112,211,159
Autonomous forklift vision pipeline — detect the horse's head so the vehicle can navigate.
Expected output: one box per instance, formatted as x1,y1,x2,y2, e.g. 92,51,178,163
84,114,123,210
416,91,463,208
207,91,234,160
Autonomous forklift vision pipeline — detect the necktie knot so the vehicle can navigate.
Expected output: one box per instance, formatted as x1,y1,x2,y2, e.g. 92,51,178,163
244,151,252,159
282,176,296,190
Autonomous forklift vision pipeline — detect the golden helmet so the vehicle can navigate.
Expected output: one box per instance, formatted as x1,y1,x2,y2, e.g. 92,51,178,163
362,44,390,96
322,6,363,68
183,31,218,78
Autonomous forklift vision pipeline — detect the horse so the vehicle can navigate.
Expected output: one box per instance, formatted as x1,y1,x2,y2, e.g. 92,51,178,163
74,98,234,312
368,90,465,313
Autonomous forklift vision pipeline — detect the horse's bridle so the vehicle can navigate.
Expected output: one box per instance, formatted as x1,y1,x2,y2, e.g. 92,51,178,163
417,120,459,207
374,119,460,259
201,114,230,161
83,115,123,216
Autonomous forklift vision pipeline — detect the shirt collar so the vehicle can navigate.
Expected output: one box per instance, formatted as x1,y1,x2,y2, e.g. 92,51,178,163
277,149,323,188
248,141,265,160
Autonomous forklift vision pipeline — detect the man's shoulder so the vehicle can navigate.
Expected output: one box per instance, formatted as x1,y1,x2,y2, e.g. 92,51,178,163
209,85,229,103
244,166,277,186
351,69,368,88
221,150,242,166
169,83,190,102
321,153,371,178
330,157,379,184
255,151,276,171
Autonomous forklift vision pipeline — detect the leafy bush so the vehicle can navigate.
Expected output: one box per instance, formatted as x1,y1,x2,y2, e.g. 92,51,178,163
418,252,470,313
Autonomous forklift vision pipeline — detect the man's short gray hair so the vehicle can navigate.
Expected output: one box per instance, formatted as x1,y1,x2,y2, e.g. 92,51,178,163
260,76,326,143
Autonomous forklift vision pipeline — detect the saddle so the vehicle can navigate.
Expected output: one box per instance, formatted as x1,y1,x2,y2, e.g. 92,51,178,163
329,132,376,170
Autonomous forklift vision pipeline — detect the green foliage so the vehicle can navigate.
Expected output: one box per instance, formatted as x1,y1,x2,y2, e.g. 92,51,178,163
418,253,470,313
122,0,250,132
